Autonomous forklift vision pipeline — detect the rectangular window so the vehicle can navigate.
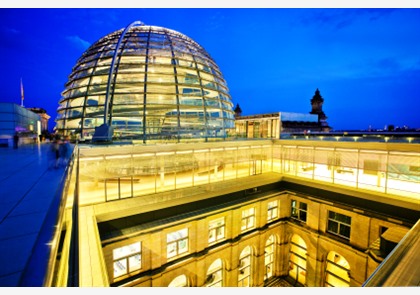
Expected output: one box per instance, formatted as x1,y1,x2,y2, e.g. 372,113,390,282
267,200,278,222
241,207,256,232
327,211,351,239
113,241,141,278
167,228,189,259
208,217,225,244
291,199,307,222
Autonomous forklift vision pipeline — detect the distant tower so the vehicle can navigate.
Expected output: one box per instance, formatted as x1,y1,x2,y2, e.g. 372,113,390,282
234,103,242,118
310,88,330,131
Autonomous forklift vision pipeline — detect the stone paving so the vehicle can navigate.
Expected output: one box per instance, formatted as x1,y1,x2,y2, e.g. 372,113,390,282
0,143,70,286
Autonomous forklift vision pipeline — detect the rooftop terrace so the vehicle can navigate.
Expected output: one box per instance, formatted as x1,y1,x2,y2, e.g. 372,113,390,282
0,139,418,286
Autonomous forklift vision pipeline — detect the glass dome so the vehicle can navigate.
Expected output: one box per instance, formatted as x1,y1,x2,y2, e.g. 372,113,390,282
55,21,235,143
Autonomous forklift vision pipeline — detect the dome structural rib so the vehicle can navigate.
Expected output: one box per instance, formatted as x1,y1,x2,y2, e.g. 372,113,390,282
55,20,235,144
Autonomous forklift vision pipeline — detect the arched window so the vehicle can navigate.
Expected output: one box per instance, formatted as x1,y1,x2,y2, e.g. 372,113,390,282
325,251,350,287
238,246,252,287
264,235,275,280
205,258,223,287
168,274,188,287
288,234,307,285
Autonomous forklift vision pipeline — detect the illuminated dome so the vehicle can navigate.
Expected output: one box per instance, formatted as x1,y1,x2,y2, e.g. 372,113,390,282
55,21,235,142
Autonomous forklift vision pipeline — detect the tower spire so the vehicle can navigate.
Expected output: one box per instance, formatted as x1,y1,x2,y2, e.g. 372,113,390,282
310,88,326,121
310,88,331,131
234,103,242,118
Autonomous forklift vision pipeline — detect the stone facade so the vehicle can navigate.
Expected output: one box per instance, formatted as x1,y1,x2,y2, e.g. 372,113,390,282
101,189,410,287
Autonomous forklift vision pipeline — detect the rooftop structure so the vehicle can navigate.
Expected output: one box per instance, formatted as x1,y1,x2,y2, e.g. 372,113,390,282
235,111,320,139
234,88,332,139
0,103,41,147
55,21,235,143
0,139,418,287
26,107,50,133
2,19,419,289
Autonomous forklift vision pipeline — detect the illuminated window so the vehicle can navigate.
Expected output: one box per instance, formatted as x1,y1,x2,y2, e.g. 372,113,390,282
167,228,188,259
113,241,141,278
325,251,350,287
238,246,252,287
288,234,307,285
267,200,278,222
264,235,275,280
291,199,307,222
327,211,351,239
205,259,223,287
208,217,225,244
241,207,255,232
168,274,188,287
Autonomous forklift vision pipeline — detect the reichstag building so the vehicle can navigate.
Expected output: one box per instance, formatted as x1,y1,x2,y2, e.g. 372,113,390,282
44,21,420,287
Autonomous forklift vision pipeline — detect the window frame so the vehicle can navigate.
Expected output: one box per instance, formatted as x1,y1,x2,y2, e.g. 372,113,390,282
205,259,223,287
208,217,226,245
112,241,142,279
291,199,308,223
241,207,256,232
238,247,252,287
166,228,189,259
327,211,351,239
288,238,307,285
324,253,350,287
267,200,279,222
264,235,275,280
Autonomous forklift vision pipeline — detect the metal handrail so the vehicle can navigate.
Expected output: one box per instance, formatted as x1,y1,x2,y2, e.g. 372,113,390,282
363,218,420,286
67,145,80,286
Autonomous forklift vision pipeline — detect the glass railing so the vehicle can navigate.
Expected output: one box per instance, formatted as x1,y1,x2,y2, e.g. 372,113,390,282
73,140,419,206
273,141,420,200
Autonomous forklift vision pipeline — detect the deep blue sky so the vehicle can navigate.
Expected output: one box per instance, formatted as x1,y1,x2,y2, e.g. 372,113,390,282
1,8,420,131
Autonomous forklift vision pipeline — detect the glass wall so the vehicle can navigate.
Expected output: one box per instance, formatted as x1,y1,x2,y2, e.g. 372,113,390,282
56,22,235,142
276,142,419,199
77,142,273,205
75,140,420,206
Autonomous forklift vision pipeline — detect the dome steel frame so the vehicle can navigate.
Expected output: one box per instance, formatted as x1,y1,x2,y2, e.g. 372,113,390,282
55,21,235,143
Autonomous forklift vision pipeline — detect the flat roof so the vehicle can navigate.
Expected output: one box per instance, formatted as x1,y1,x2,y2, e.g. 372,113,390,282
0,143,70,286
